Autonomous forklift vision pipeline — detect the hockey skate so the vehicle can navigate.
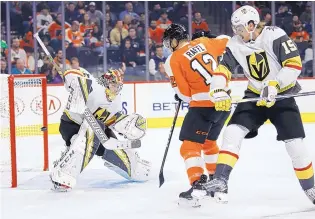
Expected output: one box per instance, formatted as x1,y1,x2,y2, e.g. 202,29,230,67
204,177,228,204
305,186,315,205
178,174,211,208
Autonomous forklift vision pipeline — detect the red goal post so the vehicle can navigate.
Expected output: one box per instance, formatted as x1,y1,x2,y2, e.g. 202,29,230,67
0,74,49,188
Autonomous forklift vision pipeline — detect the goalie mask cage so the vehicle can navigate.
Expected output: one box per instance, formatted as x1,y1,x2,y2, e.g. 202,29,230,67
0,74,49,188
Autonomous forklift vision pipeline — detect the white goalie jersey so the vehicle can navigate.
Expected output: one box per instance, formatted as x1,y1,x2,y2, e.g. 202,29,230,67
61,68,122,126
213,26,303,95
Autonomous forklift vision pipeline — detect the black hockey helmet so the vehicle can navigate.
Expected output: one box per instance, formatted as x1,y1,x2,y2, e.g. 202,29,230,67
163,23,189,51
192,30,217,40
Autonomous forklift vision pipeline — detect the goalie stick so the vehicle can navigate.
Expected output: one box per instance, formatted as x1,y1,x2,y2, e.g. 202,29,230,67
232,91,315,104
159,100,182,188
34,32,140,150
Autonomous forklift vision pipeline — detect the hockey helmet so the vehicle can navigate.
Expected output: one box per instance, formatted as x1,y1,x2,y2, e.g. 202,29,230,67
163,23,189,51
231,5,260,37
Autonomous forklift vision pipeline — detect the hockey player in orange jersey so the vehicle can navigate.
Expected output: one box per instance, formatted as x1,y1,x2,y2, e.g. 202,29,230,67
163,23,230,207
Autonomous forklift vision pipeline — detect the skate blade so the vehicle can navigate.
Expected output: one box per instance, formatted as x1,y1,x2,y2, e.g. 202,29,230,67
214,192,228,204
178,197,201,208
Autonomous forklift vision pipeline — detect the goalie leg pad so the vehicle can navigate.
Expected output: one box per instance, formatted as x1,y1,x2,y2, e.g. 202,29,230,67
285,138,314,190
51,120,104,189
102,149,151,182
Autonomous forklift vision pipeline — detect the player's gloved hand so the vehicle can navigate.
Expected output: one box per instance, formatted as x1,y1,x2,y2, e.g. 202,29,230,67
210,89,231,111
256,80,280,108
174,94,182,102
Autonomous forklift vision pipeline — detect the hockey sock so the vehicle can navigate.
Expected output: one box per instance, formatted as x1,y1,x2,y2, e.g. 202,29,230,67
215,151,239,180
202,140,219,175
285,138,314,190
180,140,205,185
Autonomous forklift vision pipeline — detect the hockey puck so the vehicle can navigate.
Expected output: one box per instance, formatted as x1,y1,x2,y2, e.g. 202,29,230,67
41,127,47,131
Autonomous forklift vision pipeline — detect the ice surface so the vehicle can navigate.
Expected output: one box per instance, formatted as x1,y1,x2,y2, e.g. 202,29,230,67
1,124,315,219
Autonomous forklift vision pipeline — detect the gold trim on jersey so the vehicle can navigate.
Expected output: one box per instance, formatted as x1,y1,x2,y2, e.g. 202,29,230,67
79,78,89,101
214,64,232,81
82,129,95,170
64,69,84,77
62,109,80,124
282,56,302,69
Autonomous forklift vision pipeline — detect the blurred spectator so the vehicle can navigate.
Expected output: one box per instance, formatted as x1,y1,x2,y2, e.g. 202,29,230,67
19,31,34,49
121,39,138,67
304,41,313,64
156,11,172,30
148,38,156,58
300,2,312,24
105,12,114,38
121,28,142,52
24,47,35,72
192,12,209,33
65,21,84,48
38,37,55,58
65,2,82,24
11,58,32,74
37,6,53,31
70,57,81,69
40,56,53,74
119,2,140,21
87,2,104,26
148,20,164,44
290,27,310,42
261,7,272,25
20,2,33,35
48,13,71,51
133,1,144,15
123,14,133,30
105,4,117,24
149,45,167,80
76,1,87,15
80,13,95,45
276,4,293,18
90,25,109,54
245,1,260,14
46,67,63,84
0,59,8,74
9,2,23,35
6,37,27,65
53,49,71,70
150,4,162,21
292,15,302,31
173,2,195,22
110,20,128,47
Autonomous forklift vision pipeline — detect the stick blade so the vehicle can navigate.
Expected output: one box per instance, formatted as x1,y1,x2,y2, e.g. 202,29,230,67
159,172,165,188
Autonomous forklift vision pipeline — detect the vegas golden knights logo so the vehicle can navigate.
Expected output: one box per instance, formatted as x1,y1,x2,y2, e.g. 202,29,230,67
246,51,270,81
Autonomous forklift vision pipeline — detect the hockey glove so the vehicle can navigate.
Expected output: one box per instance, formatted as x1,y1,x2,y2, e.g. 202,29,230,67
210,89,231,111
256,80,280,108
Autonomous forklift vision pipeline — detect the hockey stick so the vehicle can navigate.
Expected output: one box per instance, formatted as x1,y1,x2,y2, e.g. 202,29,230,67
34,33,140,149
159,100,182,188
232,91,315,104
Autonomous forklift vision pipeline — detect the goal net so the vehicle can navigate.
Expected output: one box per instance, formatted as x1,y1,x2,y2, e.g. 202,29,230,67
0,74,49,188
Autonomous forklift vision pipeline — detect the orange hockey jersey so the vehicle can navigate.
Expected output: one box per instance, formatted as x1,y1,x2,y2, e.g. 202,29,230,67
164,37,228,107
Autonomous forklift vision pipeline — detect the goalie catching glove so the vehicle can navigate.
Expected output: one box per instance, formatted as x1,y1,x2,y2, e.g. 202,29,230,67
256,80,280,108
110,113,147,140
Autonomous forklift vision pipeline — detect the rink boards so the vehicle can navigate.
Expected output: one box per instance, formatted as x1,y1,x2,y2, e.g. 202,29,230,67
1,79,314,135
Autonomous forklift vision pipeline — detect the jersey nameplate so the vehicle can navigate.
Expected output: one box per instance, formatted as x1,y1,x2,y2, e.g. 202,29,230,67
184,44,206,60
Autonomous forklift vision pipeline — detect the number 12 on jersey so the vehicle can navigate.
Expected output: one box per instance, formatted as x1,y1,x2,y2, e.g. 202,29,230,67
191,53,217,85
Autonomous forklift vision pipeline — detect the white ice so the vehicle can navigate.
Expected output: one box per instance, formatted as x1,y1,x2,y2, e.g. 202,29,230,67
1,124,315,219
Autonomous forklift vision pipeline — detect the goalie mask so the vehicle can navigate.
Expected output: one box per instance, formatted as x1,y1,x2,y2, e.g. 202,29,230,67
98,69,123,102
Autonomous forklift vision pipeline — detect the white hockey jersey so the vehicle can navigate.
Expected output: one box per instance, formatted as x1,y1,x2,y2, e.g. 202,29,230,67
213,26,302,95
61,68,122,125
